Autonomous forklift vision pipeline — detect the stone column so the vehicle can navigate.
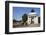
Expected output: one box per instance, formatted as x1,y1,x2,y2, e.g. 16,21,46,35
33,16,38,24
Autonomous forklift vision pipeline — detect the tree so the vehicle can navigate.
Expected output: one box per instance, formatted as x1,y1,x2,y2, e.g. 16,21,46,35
22,14,28,26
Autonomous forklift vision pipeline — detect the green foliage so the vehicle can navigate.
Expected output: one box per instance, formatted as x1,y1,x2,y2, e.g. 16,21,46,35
22,14,28,23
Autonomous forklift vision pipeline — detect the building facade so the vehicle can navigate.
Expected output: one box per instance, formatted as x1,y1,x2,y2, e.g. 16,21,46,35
27,9,40,25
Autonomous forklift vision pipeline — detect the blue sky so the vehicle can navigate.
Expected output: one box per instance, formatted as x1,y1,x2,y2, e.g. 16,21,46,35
13,7,40,21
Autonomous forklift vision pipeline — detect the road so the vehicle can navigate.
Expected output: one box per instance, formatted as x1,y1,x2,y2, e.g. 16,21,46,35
13,22,40,28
